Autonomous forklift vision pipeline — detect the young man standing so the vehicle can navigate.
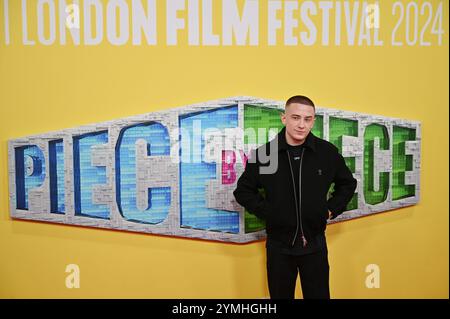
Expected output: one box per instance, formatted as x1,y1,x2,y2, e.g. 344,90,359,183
233,95,357,299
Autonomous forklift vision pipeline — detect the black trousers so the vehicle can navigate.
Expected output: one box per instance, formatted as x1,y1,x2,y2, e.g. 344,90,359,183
266,246,330,299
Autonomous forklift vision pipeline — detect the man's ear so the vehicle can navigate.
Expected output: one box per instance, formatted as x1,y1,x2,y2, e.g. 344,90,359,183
280,112,286,125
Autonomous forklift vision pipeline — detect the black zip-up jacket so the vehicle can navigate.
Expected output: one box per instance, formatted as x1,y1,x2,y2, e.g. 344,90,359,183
233,127,357,247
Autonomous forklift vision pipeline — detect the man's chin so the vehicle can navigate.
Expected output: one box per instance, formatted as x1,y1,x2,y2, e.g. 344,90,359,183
291,135,306,143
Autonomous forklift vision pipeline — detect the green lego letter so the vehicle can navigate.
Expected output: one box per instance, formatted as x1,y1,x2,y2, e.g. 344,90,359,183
329,117,358,211
364,124,389,205
392,126,416,200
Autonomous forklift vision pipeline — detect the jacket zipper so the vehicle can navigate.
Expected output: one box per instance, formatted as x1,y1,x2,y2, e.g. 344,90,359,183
286,148,307,247
298,148,307,247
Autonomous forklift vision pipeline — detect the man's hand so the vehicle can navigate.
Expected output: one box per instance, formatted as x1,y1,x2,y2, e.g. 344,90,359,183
328,210,333,219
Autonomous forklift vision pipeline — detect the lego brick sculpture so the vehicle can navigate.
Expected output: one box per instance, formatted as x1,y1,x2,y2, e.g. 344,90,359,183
8,97,421,243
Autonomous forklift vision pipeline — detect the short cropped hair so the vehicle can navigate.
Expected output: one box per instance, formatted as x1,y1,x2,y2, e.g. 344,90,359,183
285,95,315,109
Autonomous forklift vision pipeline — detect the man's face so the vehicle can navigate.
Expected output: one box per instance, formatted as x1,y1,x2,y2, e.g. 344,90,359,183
281,103,315,144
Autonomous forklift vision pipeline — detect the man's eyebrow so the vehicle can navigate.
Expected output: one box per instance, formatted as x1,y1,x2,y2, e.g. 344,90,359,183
291,114,314,118
291,115,313,118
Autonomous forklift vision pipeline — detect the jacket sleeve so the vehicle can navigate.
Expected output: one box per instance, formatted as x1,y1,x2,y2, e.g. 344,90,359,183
233,150,270,220
327,149,357,219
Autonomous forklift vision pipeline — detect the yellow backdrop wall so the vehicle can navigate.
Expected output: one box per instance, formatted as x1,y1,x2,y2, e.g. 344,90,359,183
0,0,448,298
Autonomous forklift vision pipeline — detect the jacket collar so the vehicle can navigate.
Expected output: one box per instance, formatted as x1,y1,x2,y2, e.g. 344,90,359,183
275,126,317,153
